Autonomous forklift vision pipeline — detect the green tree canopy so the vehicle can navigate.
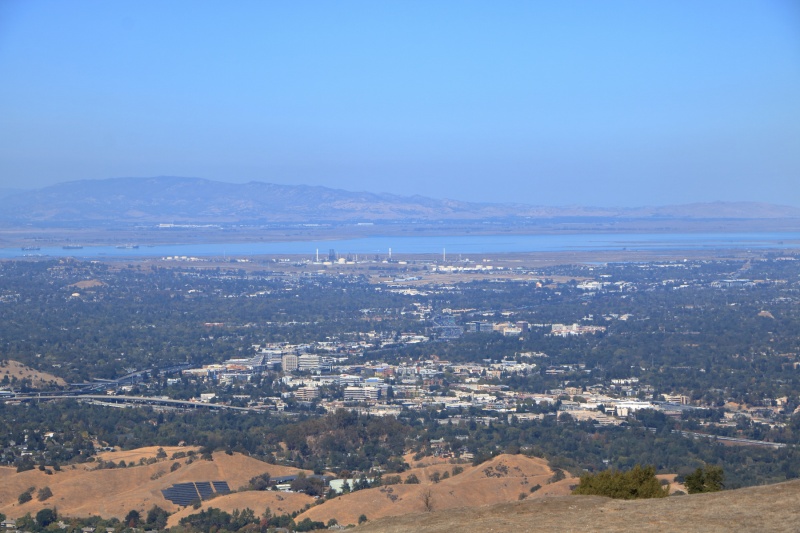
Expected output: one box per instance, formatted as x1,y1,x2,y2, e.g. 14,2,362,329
685,465,724,494
35,508,57,528
572,464,669,500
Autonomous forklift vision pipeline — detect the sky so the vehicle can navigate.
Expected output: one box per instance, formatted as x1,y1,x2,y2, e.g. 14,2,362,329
1,1,799,207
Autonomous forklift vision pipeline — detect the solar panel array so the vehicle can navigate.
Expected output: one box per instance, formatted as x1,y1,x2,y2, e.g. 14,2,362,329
161,481,231,506
161,483,201,507
195,481,214,500
212,481,230,494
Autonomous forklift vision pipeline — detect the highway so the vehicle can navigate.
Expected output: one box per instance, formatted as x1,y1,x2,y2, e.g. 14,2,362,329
675,429,787,449
3,393,258,412
647,426,788,449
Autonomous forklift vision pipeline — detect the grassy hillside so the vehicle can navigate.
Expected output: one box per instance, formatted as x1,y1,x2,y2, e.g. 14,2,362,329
357,478,800,533
0,447,307,520
0,360,66,388
295,454,574,527
4,446,784,532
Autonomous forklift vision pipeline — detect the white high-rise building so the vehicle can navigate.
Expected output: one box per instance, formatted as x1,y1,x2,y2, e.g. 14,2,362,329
298,354,320,372
282,353,298,372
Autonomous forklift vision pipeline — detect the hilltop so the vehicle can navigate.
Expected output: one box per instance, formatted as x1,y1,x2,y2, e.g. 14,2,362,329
295,454,574,527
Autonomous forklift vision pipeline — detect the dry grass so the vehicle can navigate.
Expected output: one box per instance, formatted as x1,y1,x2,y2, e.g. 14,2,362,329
166,491,314,528
0,360,66,388
0,449,307,520
93,445,197,465
357,479,800,533
69,279,105,289
5,447,768,532
295,454,569,527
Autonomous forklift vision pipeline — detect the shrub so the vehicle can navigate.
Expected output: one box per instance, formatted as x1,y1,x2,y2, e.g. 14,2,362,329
572,465,668,500
548,468,566,483
16,459,35,473
404,473,420,484
37,486,53,501
18,487,34,504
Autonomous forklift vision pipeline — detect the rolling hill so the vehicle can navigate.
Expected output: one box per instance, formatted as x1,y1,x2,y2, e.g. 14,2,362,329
1,177,798,226
295,453,574,527
1,447,795,532
0,447,311,520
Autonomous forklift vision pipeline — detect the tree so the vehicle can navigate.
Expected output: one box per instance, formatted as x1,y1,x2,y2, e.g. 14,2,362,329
358,514,368,524
125,509,141,527
16,458,35,473
290,475,325,497
146,505,169,530
248,472,271,490
295,517,325,531
572,465,669,500
15,514,35,532
685,465,724,494
37,486,53,501
35,508,57,528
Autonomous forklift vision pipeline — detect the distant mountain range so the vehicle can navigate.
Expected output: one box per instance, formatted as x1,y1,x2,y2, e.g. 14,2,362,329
1,176,799,225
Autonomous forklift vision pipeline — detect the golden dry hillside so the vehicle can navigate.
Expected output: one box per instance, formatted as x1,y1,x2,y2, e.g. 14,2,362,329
0,448,307,520
0,360,66,388
1,449,702,531
357,478,800,533
295,454,574,527
166,491,313,528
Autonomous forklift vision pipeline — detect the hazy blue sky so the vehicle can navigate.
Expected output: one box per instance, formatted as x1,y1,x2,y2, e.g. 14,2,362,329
1,1,799,207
